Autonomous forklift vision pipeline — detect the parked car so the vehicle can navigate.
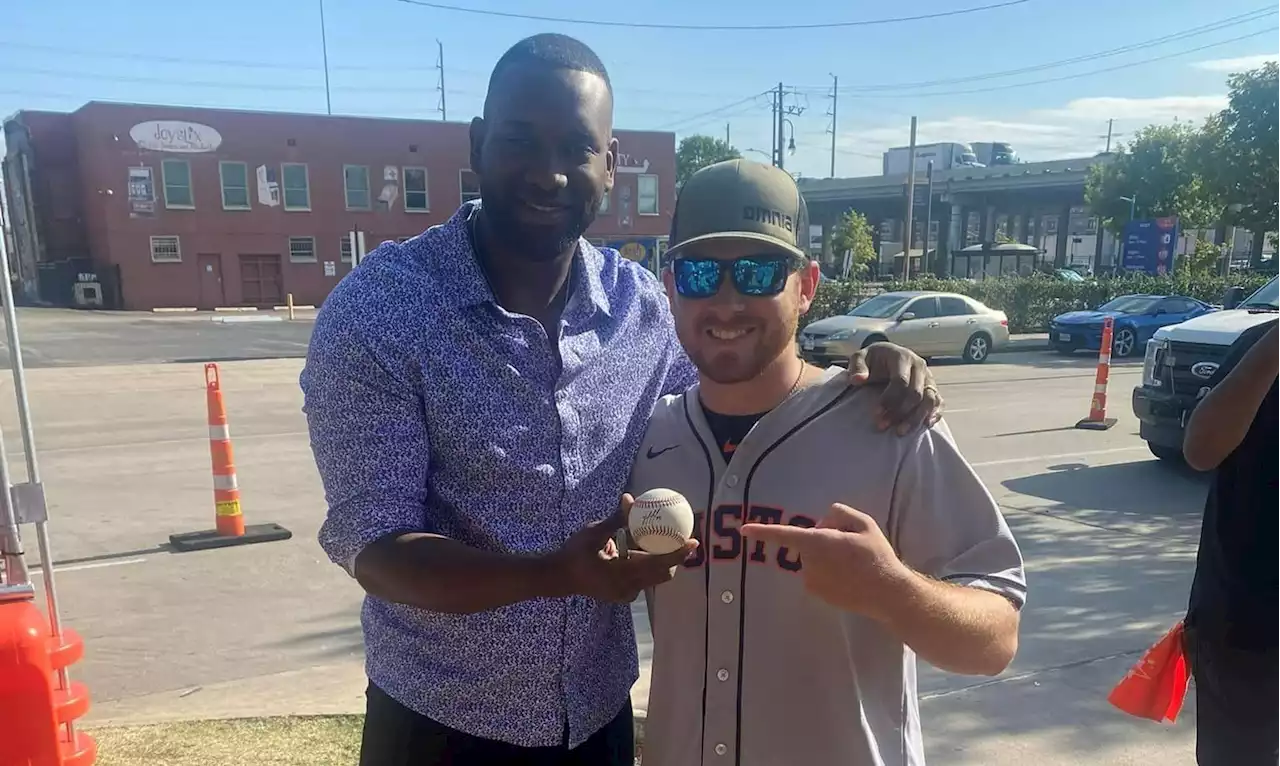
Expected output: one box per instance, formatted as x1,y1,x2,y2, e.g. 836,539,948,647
799,291,1009,364
1048,294,1216,358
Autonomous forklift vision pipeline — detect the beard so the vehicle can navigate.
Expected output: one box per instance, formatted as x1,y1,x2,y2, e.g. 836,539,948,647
479,188,595,263
684,307,801,385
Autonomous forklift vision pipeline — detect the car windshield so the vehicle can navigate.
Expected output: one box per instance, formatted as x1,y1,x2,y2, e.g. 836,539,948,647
1056,269,1085,282
1097,295,1162,314
848,294,912,318
1240,277,1279,311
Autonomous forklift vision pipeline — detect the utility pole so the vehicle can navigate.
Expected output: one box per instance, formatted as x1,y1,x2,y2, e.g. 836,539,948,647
902,116,918,280
770,88,778,167
775,82,785,170
923,160,935,275
725,123,730,145
436,40,447,121
318,0,333,115
1104,119,1113,153
826,74,838,178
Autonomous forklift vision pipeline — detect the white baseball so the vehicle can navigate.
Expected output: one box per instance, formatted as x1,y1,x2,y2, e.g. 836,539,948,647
629,488,695,554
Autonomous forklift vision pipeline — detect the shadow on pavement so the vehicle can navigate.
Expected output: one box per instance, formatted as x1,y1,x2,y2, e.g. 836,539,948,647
914,459,1204,760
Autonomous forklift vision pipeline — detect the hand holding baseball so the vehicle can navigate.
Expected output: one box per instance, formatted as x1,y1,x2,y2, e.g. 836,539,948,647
741,503,911,622
549,493,697,604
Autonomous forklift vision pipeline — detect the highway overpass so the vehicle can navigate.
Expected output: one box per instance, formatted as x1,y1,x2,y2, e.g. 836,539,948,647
799,155,1115,275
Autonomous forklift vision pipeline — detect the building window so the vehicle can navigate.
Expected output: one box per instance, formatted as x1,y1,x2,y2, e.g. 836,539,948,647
282,163,311,211
344,165,371,210
288,236,317,263
599,190,610,214
637,174,658,215
340,236,354,264
459,169,481,205
403,167,429,212
161,160,193,209
219,162,250,210
150,235,181,263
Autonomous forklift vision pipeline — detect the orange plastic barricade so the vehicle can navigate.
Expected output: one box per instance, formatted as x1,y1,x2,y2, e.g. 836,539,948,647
168,364,292,552
1108,621,1190,723
0,587,97,766
1076,315,1118,430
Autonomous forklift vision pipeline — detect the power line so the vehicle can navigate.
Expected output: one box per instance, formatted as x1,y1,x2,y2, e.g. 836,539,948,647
653,90,773,131
394,0,1038,31
802,6,1277,94
834,27,1277,100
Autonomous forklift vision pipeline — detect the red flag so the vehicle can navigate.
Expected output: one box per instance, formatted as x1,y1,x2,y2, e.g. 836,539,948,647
1108,621,1190,723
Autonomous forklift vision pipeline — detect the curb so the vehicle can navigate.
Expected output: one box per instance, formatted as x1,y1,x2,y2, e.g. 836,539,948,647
214,306,259,313
151,307,198,313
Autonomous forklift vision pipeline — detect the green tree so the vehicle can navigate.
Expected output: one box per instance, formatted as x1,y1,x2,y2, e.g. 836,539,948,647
1198,62,1278,268
1176,239,1222,278
676,135,740,188
1085,122,1223,235
830,209,878,278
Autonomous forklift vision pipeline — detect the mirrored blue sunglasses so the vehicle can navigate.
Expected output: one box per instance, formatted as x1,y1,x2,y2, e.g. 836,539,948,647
672,255,804,299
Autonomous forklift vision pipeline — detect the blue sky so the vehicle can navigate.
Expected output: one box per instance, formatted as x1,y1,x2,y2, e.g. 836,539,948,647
1,0,1277,178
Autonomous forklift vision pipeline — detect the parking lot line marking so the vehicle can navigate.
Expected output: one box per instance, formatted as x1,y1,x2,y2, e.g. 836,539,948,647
39,430,310,455
970,446,1146,468
30,557,149,576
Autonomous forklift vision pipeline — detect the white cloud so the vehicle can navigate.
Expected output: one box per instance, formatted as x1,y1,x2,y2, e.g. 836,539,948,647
1190,53,1278,72
797,93,1228,178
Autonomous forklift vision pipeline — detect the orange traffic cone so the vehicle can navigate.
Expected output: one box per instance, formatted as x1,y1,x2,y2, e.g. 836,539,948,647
0,585,97,766
169,364,292,552
1077,316,1118,430
1108,621,1190,723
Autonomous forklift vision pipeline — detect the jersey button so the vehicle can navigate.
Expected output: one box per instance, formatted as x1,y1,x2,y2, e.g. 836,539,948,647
716,668,729,682
714,744,728,756
720,590,734,604
725,474,739,488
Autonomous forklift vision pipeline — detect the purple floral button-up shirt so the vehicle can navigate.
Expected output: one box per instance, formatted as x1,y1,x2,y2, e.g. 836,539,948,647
301,202,696,747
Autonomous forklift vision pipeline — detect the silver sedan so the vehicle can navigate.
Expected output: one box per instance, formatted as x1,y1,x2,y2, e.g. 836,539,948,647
799,291,1010,364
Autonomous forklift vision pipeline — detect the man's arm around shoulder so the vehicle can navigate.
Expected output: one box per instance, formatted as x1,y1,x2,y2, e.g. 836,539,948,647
1183,320,1278,471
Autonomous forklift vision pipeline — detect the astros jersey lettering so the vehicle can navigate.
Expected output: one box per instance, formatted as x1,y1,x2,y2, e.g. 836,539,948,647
630,369,1027,766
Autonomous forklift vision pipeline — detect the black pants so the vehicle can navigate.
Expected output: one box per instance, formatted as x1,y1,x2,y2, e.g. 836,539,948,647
359,682,635,766
1184,625,1279,765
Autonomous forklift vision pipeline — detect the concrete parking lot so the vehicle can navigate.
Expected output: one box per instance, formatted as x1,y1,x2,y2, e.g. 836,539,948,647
0,308,314,369
0,309,1200,764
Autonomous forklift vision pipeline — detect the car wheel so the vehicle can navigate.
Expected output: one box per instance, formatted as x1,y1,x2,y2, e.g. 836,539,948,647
861,334,888,349
963,332,991,363
1148,442,1184,464
1113,327,1138,358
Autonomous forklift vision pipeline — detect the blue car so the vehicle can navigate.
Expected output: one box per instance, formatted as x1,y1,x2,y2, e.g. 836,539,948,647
1048,294,1216,358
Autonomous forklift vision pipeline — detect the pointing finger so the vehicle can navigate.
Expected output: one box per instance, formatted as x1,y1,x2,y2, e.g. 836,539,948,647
740,523,819,548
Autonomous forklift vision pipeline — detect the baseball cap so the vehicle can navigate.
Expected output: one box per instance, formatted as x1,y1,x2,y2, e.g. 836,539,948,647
667,159,810,261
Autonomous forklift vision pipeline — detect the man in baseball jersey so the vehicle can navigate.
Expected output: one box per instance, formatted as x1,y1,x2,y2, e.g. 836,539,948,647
629,159,1026,766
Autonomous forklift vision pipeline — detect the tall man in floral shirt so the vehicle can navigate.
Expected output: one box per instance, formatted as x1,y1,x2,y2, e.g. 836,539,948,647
302,33,942,766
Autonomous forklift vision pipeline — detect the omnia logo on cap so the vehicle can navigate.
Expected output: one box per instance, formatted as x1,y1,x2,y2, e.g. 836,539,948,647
743,206,794,232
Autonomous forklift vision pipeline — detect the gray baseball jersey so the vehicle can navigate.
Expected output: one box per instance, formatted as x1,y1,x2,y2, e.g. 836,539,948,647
629,369,1026,766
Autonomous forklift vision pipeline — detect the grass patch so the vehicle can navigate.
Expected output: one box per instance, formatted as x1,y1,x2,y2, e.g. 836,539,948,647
90,715,363,766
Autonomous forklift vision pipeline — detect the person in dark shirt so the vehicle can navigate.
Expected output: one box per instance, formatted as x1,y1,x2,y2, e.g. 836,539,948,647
1182,318,1277,765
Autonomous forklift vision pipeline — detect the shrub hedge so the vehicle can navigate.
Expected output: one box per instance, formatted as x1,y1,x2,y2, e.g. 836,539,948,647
805,273,1274,334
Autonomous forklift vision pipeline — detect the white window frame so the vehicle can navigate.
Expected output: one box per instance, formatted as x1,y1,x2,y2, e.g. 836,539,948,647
281,163,311,211
344,164,371,211
458,168,481,205
161,159,194,209
150,235,182,263
637,174,659,216
288,235,317,263
218,161,251,210
403,166,429,212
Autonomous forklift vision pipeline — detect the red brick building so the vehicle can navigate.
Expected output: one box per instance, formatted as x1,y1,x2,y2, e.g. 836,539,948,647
2,102,676,310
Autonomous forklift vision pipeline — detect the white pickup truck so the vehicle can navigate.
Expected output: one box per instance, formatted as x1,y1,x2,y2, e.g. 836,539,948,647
1132,275,1279,462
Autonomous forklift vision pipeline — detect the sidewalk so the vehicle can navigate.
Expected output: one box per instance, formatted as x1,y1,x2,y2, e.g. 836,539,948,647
87,654,1194,766
1003,333,1049,352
